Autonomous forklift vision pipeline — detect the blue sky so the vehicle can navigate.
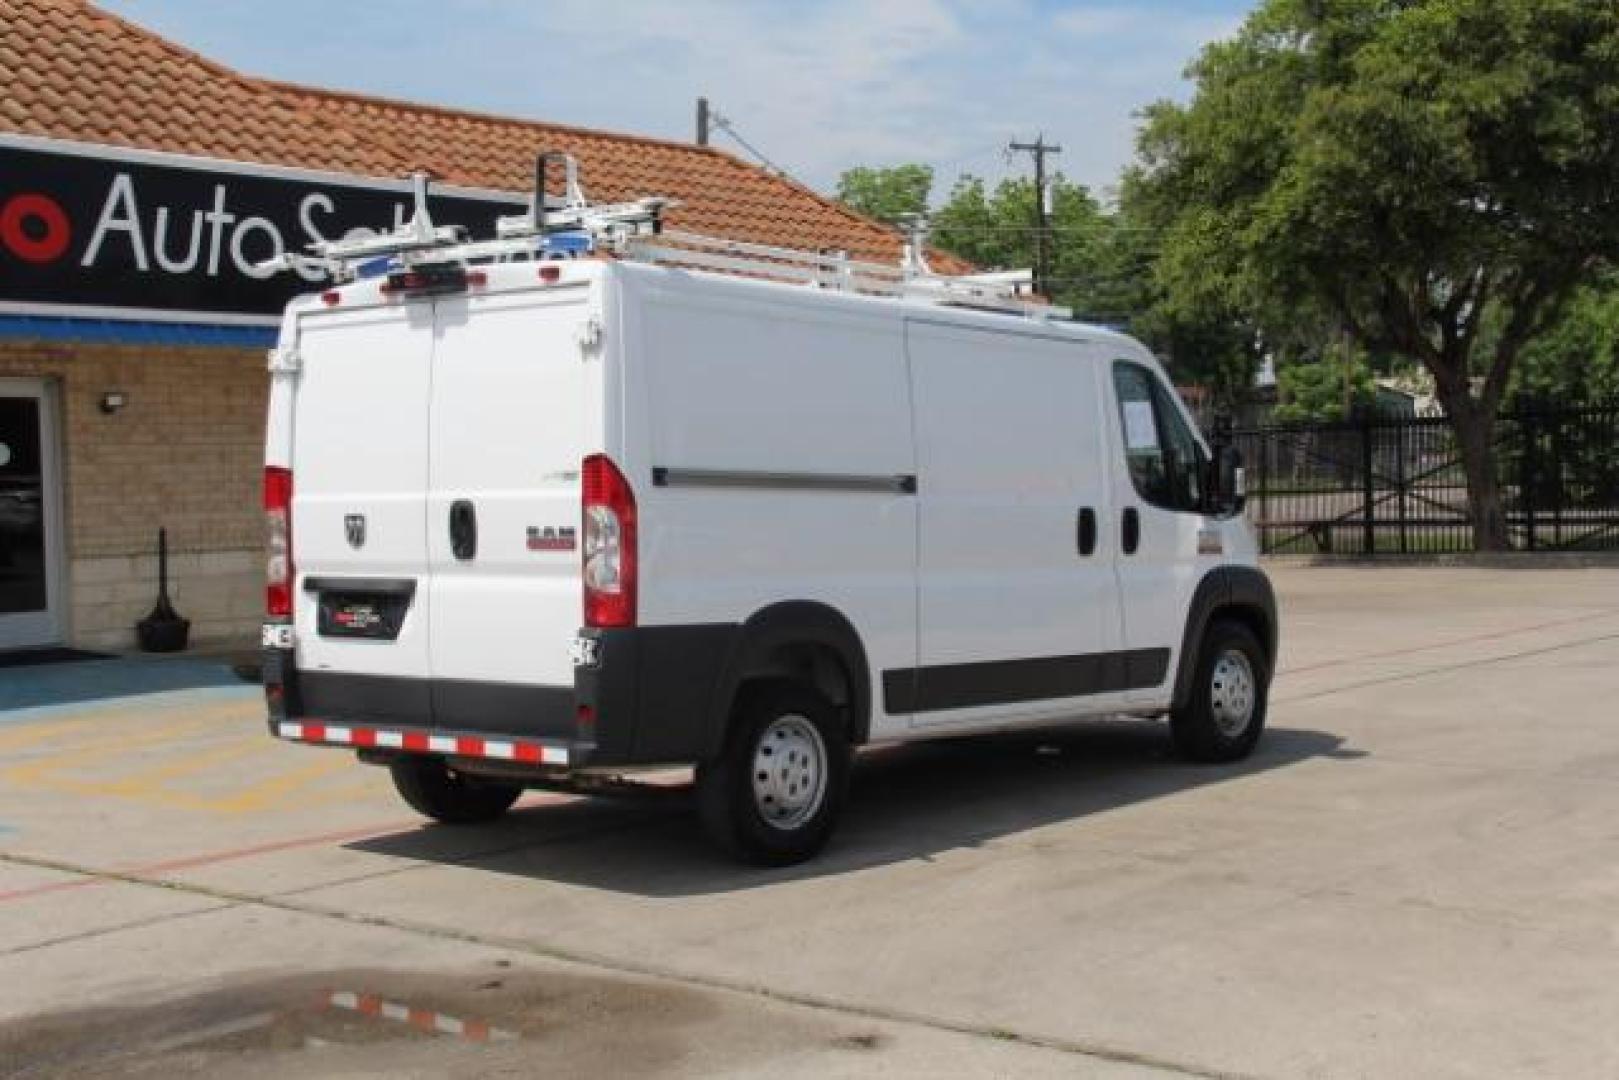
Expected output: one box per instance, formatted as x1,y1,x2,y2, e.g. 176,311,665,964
99,0,1250,203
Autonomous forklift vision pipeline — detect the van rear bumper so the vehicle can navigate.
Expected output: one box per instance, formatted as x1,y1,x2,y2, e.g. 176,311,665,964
273,718,575,768
263,622,738,771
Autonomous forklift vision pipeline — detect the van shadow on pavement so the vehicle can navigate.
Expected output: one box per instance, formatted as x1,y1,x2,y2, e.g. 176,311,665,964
348,721,1357,898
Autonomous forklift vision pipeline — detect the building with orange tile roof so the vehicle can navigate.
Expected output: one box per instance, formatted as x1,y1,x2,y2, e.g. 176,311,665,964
0,0,930,652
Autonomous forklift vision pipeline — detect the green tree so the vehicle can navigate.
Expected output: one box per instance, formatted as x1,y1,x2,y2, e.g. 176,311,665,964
839,168,1256,410
834,164,934,225
929,174,1121,320
1129,0,1619,548
1508,276,1619,403
1111,187,1266,407
1272,342,1377,424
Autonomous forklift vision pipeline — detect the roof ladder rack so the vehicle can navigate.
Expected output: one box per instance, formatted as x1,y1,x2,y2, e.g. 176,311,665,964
254,154,673,282
253,152,1065,318
623,222,1061,318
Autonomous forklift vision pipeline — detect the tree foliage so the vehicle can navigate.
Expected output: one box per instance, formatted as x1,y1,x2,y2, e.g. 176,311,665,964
832,162,1266,407
930,175,1119,314
1271,342,1378,424
834,164,934,225
1129,0,1619,547
1508,275,1619,403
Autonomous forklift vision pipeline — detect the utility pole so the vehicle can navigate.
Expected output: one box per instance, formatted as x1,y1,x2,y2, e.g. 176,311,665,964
1008,134,1062,298
696,97,710,147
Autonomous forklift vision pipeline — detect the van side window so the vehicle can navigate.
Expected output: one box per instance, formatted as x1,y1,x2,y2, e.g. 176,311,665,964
1111,361,1203,512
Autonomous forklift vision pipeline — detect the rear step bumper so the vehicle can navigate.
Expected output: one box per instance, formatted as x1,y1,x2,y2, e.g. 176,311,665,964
274,720,571,767
263,621,739,771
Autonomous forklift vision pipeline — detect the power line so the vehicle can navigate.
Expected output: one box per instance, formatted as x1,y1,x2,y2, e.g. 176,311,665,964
918,143,1008,176
706,107,810,189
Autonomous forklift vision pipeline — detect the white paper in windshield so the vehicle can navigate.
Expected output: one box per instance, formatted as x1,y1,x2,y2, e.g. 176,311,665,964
1123,400,1159,451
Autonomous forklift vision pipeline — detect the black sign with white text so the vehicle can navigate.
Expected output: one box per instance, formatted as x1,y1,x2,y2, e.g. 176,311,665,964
0,137,527,321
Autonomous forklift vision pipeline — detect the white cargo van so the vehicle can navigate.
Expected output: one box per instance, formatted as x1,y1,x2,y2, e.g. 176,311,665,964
261,164,1276,864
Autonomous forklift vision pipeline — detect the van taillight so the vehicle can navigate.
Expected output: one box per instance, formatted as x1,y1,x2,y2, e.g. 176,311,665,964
581,454,637,628
264,466,294,619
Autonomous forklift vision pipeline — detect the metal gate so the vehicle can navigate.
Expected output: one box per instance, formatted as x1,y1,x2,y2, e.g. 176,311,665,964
1234,403,1619,554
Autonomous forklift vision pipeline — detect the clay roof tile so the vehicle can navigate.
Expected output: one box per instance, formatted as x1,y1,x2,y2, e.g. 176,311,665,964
3,0,964,272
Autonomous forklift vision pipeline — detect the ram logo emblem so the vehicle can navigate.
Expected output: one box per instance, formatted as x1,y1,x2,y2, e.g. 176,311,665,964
527,525,577,552
344,514,367,549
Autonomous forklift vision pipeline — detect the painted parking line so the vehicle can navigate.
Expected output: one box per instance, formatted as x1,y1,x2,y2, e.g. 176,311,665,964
0,707,383,815
0,684,260,727
3,750,360,815
0,791,577,905
0,703,256,755
0,819,421,904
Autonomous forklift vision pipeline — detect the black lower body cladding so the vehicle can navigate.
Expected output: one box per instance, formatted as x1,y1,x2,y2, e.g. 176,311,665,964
263,622,739,769
574,623,738,764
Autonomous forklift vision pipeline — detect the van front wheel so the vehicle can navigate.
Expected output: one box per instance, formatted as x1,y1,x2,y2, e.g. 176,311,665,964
1170,619,1269,763
696,681,850,866
390,758,522,824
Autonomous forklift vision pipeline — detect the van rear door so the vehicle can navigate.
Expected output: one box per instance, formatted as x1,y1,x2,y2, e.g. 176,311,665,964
426,285,596,734
290,303,434,716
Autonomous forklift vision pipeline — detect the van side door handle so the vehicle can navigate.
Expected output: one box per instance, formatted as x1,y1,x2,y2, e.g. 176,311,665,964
1121,507,1140,555
1077,507,1097,556
449,500,477,560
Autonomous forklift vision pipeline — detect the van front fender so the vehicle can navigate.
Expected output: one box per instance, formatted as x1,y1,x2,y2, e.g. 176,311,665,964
1170,567,1278,711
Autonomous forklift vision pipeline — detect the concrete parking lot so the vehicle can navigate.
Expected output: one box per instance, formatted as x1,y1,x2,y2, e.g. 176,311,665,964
2,564,1617,1078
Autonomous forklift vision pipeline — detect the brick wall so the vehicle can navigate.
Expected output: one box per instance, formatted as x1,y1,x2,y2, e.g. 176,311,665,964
0,339,265,650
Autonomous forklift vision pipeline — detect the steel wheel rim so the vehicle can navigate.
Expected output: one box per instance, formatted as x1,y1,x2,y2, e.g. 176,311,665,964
751,714,828,831
1209,649,1257,737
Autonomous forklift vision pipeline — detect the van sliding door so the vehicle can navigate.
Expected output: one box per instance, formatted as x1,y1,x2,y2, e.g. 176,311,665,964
905,321,1131,725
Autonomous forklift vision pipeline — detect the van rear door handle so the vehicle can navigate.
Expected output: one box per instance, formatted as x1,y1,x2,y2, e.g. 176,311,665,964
1122,507,1140,555
449,500,477,560
1077,507,1097,556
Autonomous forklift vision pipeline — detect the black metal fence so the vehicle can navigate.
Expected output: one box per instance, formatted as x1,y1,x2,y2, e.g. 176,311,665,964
1233,403,1619,554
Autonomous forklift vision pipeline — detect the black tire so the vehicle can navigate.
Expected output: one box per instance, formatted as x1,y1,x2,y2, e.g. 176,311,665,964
1170,619,1269,763
390,757,522,824
696,680,850,866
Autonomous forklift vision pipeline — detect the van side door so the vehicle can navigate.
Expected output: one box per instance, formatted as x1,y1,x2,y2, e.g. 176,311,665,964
1105,358,1218,705
902,321,1132,727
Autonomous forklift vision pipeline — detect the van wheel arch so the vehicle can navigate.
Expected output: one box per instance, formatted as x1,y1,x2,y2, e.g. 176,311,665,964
707,601,872,758
1171,567,1278,712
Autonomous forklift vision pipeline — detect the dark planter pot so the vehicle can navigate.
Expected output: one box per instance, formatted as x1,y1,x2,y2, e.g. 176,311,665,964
137,614,191,653
136,526,190,653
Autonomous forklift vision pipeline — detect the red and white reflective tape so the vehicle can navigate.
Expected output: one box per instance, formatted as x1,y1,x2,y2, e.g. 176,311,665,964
324,990,518,1042
276,721,569,766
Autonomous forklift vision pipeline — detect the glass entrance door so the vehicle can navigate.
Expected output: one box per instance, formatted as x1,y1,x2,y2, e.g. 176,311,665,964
0,380,61,649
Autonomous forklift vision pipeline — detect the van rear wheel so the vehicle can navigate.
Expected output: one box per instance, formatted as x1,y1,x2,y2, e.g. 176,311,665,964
1170,619,1269,763
390,757,522,824
696,681,850,866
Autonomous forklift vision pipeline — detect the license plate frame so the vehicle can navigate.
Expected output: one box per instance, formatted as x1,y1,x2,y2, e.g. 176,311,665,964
316,591,409,640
